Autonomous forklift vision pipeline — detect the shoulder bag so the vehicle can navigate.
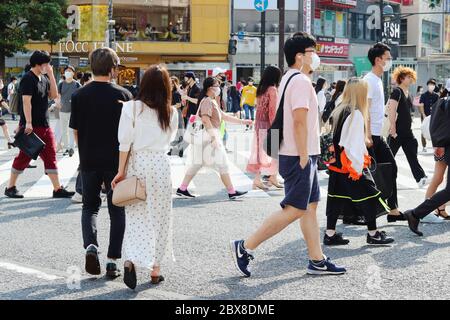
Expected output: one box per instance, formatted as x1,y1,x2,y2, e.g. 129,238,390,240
112,101,147,207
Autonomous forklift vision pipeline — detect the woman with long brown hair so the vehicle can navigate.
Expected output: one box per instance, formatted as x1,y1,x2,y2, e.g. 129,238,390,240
112,65,178,290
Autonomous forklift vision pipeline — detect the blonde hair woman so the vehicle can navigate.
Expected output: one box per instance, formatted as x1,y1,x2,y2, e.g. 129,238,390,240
324,78,395,246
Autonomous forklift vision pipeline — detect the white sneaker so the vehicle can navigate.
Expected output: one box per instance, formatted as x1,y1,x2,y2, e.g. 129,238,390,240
418,177,429,188
422,214,444,224
71,192,83,203
422,147,427,153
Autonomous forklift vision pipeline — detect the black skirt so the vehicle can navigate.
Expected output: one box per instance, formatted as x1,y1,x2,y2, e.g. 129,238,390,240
326,168,389,221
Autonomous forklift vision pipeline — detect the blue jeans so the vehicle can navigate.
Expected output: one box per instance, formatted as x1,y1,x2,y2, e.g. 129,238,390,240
243,104,255,121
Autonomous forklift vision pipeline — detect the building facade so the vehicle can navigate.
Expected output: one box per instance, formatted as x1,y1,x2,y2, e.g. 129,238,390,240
6,0,231,85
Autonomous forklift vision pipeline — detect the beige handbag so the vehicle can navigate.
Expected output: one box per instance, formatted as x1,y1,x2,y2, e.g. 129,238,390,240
112,101,147,207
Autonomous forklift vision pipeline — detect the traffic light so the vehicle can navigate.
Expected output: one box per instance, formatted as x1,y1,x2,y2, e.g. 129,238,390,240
228,39,237,55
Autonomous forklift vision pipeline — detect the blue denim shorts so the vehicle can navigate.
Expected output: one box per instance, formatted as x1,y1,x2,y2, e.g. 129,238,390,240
279,155,320,211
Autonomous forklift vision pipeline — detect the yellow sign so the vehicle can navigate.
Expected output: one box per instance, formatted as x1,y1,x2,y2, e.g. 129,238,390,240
78,5,108,42
445,15,450,53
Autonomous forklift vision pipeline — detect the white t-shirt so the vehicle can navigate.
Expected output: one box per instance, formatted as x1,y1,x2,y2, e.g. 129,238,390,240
279,69,320,156
364,72,385,136
7,82,15,101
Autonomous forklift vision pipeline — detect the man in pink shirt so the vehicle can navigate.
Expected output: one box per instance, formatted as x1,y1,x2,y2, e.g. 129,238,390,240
230,32,346,277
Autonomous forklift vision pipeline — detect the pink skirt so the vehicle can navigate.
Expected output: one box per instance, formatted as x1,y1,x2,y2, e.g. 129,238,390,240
246,120,278,175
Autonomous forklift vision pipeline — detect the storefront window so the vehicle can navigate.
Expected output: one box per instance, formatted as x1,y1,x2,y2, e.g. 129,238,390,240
422,20,441,48
113,0,191,42
314,10,347,38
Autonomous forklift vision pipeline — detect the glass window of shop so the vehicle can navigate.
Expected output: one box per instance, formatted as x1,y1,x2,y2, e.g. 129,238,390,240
349,13,377,42
314,10,348,38
422,20,441,48
112,0,191,42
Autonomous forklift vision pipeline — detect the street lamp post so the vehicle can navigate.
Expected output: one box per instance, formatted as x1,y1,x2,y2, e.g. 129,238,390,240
261,10,266,78
278,0,285,71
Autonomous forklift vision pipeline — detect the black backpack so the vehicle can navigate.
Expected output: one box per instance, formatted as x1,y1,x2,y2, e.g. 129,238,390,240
264,72,301,159
430,97,450,147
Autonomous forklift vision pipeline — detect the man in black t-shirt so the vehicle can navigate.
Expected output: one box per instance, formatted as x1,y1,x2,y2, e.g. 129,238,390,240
387,67,427,187
5,51,75,199
181,71,200,127
419,79,439,151
70,48,132,278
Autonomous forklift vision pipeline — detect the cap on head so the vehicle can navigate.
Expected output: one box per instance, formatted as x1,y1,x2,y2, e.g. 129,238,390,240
184,71,196,80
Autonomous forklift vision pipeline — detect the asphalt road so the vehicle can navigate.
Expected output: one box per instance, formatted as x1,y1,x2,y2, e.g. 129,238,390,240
0,117,449,300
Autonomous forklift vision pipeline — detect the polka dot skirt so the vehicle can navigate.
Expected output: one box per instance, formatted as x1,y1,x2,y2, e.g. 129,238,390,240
123,149,175,270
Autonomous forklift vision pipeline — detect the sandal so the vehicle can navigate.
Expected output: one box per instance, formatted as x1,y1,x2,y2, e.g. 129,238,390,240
268,179,284,189
151,275,165,284
252,182,268,191
123,261,137,290
436,208,450,220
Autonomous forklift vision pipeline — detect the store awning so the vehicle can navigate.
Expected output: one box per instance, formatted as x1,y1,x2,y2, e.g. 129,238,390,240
321,59,354,67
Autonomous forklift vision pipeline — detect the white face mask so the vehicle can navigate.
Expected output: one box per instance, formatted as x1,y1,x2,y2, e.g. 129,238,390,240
310,53,321,71
212,87,221,97
383,59,393,72
428,85,436,92
64,71,74,80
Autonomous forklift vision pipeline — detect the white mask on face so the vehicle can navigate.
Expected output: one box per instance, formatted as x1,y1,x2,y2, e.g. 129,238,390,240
383,59,393,72
428,85,436,92
64,71,74,80
310,53,321,71
212,87,221,97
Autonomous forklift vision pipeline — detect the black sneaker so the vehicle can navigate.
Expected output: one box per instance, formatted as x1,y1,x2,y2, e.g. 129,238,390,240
106,262,121,279
85,245,101,275
176,188,196,199
4,186,24,199
324,232,350,246
68,148,74,157
229,190,248,200
229,240,254,277
53,186,75,198
367,231,395,245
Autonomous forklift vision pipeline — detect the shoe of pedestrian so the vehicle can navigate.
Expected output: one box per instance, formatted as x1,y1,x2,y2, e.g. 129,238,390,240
387,212,406,223
63,149,69,156
367,231,395,245
123,261,137,290
229,240,254,277
27,164,37,169
53,186,75,198
85,245,101,276
68,148,74,157
422,147,427,153
435,208,450,221
229,190,248,200
307,256,347,275
151,275,165,285
106,262,121,279
343,216,366,225
4,186,24,199
179,150,184,158
324,232,350,246
421,213,444,224
7,142,15,149
404,210,423,236
176,188,196,199
417,177,429,188
71,192,83,203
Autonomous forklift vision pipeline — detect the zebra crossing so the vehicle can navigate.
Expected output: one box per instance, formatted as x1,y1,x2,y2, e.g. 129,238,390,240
0,142,441,201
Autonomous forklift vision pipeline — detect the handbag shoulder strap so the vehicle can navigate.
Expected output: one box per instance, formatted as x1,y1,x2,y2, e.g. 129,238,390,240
273,72,301,125
124,100,137,171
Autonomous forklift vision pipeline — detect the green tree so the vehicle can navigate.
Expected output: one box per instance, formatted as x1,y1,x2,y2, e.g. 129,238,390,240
0,0,67,78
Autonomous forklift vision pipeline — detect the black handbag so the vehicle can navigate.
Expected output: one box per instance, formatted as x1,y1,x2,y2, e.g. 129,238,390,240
430,98,450,147
264,72,301,159
14,128,46,160
371,162,393,200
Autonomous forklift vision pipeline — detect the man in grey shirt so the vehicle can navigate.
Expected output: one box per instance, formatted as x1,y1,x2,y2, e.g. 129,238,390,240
58,65,81,157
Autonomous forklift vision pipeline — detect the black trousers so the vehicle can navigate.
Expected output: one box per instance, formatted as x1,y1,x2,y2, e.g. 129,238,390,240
414,170,450,219
368,136,398,210
387,134,426,183
81,171,125,259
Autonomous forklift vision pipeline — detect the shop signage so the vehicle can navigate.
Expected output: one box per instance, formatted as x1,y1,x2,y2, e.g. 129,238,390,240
58,41,134,54
303,0,312,34
383,20,400,42
316,37,349,58
318,0,356,8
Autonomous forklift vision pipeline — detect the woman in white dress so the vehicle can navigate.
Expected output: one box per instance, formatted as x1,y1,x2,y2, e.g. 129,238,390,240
112,65,178,290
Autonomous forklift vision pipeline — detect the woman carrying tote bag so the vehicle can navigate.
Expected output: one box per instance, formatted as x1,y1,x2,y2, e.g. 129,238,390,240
111,65,178,290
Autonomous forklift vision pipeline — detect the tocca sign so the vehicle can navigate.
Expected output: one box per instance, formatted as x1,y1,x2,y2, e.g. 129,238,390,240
58,41,134,54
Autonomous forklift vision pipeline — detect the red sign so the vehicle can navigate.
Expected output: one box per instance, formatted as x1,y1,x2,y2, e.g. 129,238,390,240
318,0,357,9
402,0,413,5
317,41,349,58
